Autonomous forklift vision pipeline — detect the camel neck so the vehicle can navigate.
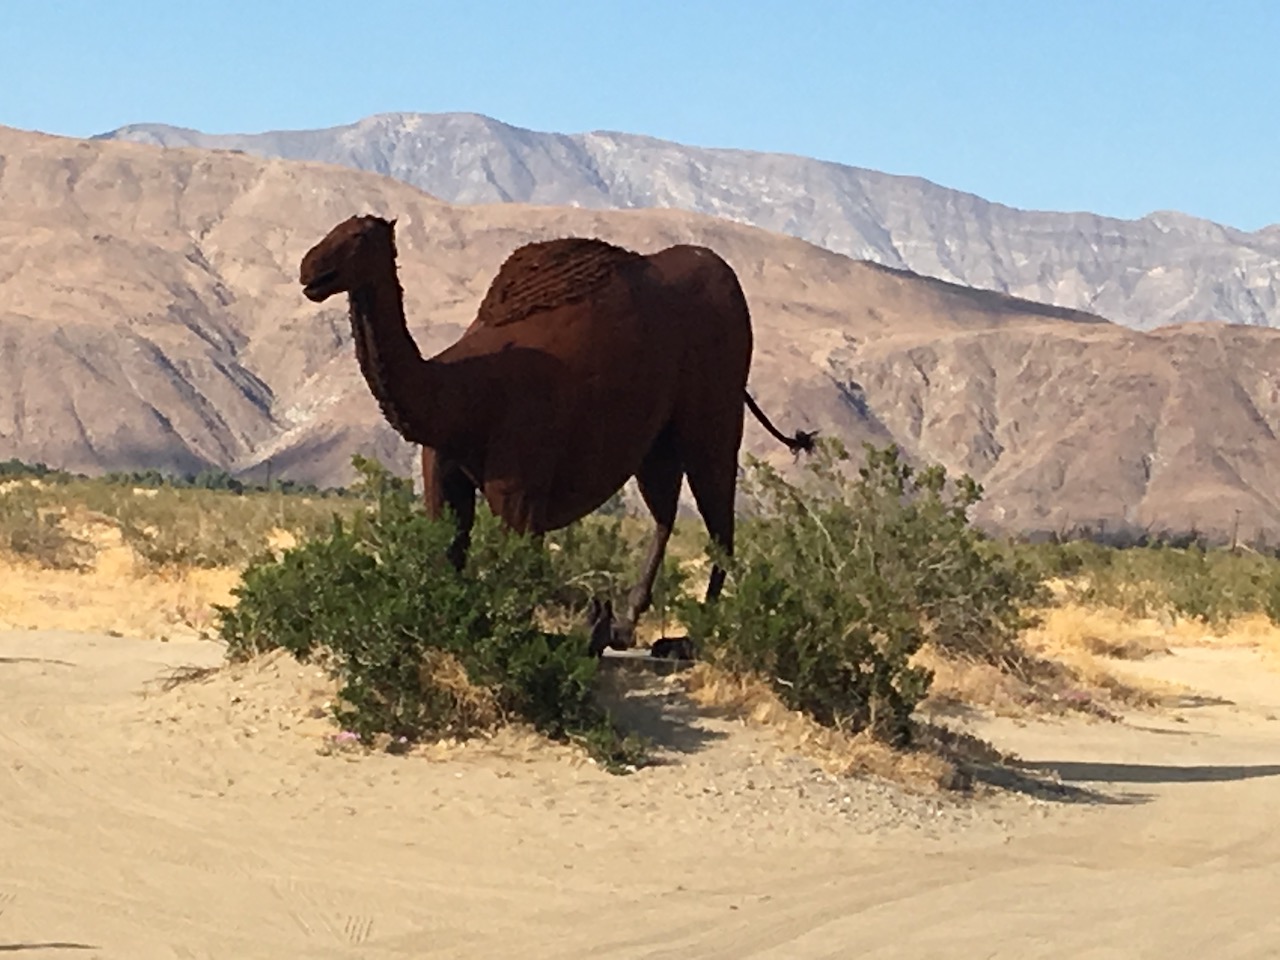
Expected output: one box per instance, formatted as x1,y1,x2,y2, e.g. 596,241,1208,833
346,265,442,447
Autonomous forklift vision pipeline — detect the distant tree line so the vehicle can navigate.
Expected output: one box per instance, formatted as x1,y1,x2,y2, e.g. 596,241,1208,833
0,459,78,482
1014,519,1266,555
0,458,350,498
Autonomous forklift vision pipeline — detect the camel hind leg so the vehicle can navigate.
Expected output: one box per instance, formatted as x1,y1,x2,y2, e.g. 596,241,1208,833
684,457,736,605
675,404,744,607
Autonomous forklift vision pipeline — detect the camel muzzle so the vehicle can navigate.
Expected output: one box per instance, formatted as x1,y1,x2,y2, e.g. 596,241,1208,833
301,270,340,301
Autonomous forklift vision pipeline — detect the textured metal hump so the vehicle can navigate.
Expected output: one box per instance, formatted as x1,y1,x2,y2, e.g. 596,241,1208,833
476,237,643,328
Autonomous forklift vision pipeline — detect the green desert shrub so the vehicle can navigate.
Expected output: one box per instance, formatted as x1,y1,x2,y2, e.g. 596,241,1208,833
1061,542,1280,624
1006,538,1114,582
541,509,643,615
679,440,1045,745
216,456,645,770
0,459,77,482
998,523,1280,625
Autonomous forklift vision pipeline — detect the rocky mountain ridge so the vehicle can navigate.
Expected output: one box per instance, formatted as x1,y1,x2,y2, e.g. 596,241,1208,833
98,112,1280,332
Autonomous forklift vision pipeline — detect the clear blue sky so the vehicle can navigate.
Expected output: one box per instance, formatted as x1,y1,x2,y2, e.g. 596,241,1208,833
4,0,1276,230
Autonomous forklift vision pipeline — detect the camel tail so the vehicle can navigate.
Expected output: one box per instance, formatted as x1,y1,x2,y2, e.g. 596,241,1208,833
743,390,817,456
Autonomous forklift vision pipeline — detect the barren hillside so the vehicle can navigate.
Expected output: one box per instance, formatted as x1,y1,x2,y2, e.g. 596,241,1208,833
4,124,1280,538
100,112,1280,332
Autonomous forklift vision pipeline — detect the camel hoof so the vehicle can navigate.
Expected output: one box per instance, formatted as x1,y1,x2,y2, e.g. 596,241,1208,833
584,597,645,656
608,621,637,652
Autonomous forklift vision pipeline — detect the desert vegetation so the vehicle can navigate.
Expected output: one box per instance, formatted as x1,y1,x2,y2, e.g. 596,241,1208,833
4,446,1280,782
0,457,353,572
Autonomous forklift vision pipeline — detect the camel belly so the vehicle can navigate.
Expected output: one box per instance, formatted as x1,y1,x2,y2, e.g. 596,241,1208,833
462,261,750,533
542,362,679,528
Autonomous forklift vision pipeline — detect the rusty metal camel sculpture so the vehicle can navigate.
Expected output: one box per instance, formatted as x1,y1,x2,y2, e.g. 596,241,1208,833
299,214,813,653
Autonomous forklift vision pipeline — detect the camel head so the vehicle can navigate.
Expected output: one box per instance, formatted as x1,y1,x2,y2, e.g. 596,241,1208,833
299,214,398,302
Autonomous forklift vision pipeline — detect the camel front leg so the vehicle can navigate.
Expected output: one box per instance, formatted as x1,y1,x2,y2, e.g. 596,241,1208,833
421,447,477,571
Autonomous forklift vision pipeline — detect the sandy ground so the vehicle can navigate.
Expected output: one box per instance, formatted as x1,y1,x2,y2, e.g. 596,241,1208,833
2,630,1279,959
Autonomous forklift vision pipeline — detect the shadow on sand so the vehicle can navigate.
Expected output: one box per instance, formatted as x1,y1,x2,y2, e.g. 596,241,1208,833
597,671,729,760
0,944,98,953
594,658,1264,804
1022,759,1280,786
970,762,1152,806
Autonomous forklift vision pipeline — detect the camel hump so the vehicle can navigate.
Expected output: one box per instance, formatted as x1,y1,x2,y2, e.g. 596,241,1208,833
476,237,643,328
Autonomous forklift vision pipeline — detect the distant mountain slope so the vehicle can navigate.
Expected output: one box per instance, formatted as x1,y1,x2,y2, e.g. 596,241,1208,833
7,124,1280,541
98,112,1280,332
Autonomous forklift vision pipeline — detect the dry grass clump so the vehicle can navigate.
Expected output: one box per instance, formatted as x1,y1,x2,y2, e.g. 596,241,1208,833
1156,611,1280,663
1030,601,1171,661
1026,594,1280,681
418,649,504,734
912,585,1280,721
0,522,245,639
916,650,1165,719
911,600,1178,721
1019,603,1182,708
678,662,967,793
912,645,1044,717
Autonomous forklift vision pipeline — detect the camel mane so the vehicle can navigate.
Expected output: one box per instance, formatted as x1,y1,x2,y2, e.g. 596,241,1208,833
476,237,643,328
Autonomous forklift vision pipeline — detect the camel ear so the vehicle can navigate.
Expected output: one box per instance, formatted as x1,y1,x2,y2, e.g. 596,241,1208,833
388,218,398,230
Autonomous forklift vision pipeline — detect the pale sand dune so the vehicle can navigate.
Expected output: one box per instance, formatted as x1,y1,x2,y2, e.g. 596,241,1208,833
2,629,1279,958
